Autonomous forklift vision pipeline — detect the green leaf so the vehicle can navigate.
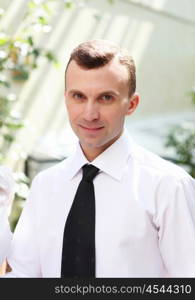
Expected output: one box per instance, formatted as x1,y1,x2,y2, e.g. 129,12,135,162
187,87,195,105
32,62,38,69
3,133,14,142
28,1,36,9
53,60,60,68
11,65,29,81
64,1,73,9
32,48,41,57
0,78,10,87
45,51,57,62
38,16,48,25
0,37,9,46
165,122,195,168
4,122,24,130
27,36,34,46
42,3,52,15
190,91,195,104
0,34,10,46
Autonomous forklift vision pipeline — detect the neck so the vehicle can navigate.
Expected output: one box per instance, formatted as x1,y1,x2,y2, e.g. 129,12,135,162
80,129,124,162
81,147,102,162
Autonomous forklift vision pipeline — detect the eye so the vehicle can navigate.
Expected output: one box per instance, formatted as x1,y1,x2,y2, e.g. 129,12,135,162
100,94,114,101
73,92,85,99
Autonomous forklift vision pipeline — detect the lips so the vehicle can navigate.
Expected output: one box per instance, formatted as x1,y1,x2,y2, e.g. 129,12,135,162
79,125,104,131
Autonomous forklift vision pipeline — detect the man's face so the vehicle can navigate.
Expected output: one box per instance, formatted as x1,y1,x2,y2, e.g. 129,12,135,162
65,58,139,161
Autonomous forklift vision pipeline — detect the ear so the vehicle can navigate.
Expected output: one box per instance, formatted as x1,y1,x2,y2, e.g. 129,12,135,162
126,93,139,116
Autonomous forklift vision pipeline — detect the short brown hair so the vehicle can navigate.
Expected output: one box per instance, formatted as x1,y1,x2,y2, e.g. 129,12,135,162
65,39,136,97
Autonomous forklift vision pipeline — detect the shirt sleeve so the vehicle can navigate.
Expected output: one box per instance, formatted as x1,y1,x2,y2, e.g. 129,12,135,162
4,175,42,277
0,166,14,266
155,174,195,277
0,166,15,206
0,207,12,265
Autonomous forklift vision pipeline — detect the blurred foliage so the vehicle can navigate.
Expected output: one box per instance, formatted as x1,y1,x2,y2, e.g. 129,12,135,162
9,172,30,232
0,3,58,82
1,0,115,230
0,0,60,231
165,88,195,178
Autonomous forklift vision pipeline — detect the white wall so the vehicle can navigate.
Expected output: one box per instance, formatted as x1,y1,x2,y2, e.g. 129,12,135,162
87,0,195,119
1,0,195,165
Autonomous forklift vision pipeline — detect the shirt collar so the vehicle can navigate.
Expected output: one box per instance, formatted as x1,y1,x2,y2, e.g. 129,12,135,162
66,128,134,181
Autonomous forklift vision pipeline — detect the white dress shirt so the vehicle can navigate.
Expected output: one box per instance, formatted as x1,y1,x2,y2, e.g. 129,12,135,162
0,166,14,265
4,129,195,277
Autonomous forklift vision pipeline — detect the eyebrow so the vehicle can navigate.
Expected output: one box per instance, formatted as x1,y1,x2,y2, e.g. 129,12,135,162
98,90,120,97
67,89,120,97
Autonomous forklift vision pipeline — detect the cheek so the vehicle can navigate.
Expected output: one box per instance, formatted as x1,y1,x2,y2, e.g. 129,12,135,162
104,106,126,122
67,104,82,120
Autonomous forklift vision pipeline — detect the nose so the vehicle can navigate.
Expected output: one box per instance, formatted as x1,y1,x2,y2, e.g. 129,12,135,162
83,101,100,122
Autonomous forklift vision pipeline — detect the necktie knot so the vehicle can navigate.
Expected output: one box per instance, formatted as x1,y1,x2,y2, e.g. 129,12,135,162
82,164,99,182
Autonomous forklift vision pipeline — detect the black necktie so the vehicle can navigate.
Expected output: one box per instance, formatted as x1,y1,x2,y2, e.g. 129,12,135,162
61,164,99,278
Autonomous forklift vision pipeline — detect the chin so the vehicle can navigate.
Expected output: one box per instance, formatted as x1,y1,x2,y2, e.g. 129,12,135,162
84,141,100,148
80,138,102,149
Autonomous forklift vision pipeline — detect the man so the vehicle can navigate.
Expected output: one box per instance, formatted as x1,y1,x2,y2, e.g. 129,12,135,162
4,39,195,277
0,166,14,266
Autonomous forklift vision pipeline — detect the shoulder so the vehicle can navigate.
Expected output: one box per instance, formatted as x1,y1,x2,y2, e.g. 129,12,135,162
129,141,195,199
131,142,191,181
30,156,72,187
129,142,195,222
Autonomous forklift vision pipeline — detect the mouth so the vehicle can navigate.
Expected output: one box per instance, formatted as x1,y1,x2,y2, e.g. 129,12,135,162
79,125,104,132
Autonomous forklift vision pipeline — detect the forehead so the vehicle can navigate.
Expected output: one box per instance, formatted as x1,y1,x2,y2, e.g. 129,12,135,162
65,58,129,92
